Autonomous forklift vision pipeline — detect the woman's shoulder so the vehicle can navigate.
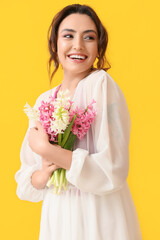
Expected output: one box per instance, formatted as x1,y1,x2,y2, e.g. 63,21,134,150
85,69,118,89
84,69,127,102
88,69,115,83
88,69,108,79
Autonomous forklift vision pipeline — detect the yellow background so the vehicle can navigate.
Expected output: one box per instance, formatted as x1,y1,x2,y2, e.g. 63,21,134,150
0,0,160,239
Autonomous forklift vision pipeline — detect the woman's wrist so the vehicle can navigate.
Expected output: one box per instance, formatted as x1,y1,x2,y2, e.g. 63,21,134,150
40,142,58,163
42,142,72,170
31,169,51,190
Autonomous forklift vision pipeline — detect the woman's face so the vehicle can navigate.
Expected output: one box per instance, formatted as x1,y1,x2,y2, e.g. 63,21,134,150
57,13,98,76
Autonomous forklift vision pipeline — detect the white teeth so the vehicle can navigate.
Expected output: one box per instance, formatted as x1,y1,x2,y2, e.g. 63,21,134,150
68,55,86,60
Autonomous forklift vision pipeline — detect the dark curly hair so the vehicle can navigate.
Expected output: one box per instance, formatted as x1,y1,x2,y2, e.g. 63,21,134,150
47,4,111,83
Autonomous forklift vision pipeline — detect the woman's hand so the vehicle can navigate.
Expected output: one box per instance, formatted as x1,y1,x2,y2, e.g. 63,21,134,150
28,120,72,170
28,121,49,156
31,158,60,189
42,157,60,177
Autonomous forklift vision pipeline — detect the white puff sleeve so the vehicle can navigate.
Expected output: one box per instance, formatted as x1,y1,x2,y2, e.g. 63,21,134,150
15,90,52,202
66,72,131,196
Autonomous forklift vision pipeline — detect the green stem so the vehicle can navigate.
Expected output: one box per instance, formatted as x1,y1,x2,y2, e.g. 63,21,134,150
54,169,60,187
59,169,65,187
46,172,55,187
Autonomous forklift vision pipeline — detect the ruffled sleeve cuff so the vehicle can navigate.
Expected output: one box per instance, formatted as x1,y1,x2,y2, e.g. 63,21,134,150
66,148,88,187
15,163,46,202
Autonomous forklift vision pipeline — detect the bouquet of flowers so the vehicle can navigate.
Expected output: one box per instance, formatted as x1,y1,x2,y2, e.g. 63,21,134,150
24,87,96,195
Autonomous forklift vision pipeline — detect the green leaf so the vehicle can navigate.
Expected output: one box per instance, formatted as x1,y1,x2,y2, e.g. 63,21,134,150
63,132,77,150
58,133,62,145
61,114,77,147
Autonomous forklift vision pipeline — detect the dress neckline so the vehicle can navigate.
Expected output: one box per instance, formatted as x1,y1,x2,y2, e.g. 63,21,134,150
53,69,99,101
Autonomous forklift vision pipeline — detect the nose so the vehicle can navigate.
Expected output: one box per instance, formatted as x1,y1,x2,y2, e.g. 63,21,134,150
73,36,84,50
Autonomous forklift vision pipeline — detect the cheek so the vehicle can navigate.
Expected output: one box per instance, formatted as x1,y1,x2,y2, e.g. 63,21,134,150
90,44,98,59
57,40,70,55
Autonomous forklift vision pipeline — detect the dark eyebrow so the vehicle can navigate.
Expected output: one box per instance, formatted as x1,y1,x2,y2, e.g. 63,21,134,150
61,29,97,35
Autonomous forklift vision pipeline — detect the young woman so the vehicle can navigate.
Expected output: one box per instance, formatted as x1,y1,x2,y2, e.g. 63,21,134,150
15,4,142,240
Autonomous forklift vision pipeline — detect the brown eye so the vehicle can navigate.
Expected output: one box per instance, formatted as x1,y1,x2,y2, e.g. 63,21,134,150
63,34,73,38
84,36,95,40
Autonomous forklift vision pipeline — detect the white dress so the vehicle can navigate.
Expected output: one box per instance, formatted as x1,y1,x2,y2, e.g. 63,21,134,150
15,70,142,240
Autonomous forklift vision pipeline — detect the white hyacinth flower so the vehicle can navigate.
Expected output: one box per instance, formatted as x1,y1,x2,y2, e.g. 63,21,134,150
51,106,70,134
54,89,71,108
24,103,40,120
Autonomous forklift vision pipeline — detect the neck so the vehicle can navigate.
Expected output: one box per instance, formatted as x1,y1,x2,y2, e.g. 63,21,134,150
61,69,92,92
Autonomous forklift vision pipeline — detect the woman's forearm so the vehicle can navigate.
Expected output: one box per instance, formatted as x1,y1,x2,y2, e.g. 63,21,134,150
31,170,50,189
27,121,72,170
42,143,72,170
31,158,61,189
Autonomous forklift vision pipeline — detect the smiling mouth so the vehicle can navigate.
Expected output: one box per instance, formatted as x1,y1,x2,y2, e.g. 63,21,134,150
67,54,88,60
